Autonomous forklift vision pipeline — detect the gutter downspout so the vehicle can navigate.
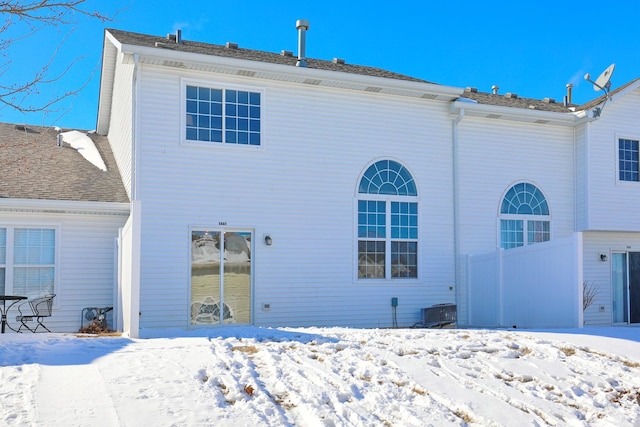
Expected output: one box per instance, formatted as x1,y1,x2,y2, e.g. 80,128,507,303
130,53,142,338
452,107,464,324
132,53,140,201
584,121,591,231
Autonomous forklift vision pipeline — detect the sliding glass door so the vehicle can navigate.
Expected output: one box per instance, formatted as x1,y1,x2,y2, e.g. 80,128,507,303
612,252,640,324
191,230,252,325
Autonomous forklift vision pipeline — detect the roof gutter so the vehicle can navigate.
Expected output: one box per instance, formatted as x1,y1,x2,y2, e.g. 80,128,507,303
450,100,582,127
114,41,463,101
0,199,130,215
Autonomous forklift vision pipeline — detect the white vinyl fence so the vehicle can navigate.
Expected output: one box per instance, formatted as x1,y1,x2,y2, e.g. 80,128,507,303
466,233,583,328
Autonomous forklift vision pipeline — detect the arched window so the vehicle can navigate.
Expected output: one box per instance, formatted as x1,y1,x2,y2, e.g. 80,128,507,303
499,182,550,249
357,160,418,279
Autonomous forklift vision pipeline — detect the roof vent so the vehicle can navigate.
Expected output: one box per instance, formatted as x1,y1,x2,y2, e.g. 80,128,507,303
565,83,573,106
167,30,182,44
505,92,518,99
226,42,239,49
281,50,293,57
542,98,556,104
332,58,345,64
465,87,478,93
491,85,499,94
295,19,310,67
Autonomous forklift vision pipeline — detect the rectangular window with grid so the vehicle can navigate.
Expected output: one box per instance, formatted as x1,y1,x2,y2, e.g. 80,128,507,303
528,220,550,244
358,200,417,279
186,85,261,145
358,200,386,279
500,219,524,249
12,228,55,297
619,138,639,182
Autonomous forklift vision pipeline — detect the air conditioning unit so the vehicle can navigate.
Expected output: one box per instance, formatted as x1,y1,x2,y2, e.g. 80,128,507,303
420,303,456,328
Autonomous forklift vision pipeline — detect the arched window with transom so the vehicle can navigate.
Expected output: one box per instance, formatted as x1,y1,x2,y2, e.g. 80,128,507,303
499,182,550,249
357,160,418,279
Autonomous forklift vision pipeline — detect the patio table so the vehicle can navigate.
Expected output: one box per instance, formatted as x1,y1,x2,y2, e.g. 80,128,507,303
0,295,27,333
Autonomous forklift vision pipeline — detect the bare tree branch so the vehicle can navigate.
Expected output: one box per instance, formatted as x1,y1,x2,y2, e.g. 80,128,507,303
0,1,115,115
0,1,111,25
583,280,598,311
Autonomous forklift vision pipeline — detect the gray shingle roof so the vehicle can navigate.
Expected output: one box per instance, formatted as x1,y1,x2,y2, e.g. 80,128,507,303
459,88,573,113
576,77,640,111
106,29,433,84
0,123,128,203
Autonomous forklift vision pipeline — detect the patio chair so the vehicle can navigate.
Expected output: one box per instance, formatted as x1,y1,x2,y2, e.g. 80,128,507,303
16,294,56,333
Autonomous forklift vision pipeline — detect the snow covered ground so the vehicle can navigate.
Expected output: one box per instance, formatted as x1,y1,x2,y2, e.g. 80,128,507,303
1,326,639,426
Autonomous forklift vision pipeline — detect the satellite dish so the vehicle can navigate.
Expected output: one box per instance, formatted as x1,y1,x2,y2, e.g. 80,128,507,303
584,63,615,92
593,63,615,91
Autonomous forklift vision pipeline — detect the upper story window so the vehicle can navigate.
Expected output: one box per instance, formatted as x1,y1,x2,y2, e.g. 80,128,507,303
0,227,55,297
499,182,550,249
619,138,639,182
357,160,418,279
185,85,261,146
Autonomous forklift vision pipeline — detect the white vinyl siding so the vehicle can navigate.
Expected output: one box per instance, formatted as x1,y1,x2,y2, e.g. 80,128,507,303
0,210,128,332
575,124,588,231
456,117,574,254
454,118,574,326
133,64,456,330
106,51,135,199
581,231,640,326
585,88,640,230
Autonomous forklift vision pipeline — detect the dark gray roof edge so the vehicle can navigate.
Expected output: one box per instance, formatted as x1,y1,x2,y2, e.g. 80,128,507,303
575,77,640,111
460,77,640,114
105,28,436,85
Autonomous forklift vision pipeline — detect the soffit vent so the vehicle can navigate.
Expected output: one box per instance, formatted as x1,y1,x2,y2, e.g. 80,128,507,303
534,119,549,124
364,86,382,92
486,114,502,119
421,93,438,99
162,60,186,68
236,70,256,77
303,78,321,85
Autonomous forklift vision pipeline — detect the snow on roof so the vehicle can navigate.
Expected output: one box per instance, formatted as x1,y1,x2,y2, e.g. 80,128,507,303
61,130,107,171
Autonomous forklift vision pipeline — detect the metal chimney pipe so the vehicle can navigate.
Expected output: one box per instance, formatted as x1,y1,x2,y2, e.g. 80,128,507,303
176,29,182,44
566,83,573,105
295,19,310,67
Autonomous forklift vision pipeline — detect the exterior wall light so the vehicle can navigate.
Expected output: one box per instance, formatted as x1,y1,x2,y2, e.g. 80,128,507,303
264,234,272,246
599,253,607,262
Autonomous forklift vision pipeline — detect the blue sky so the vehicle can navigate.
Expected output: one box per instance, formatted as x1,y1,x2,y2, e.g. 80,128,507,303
3,0,639,130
